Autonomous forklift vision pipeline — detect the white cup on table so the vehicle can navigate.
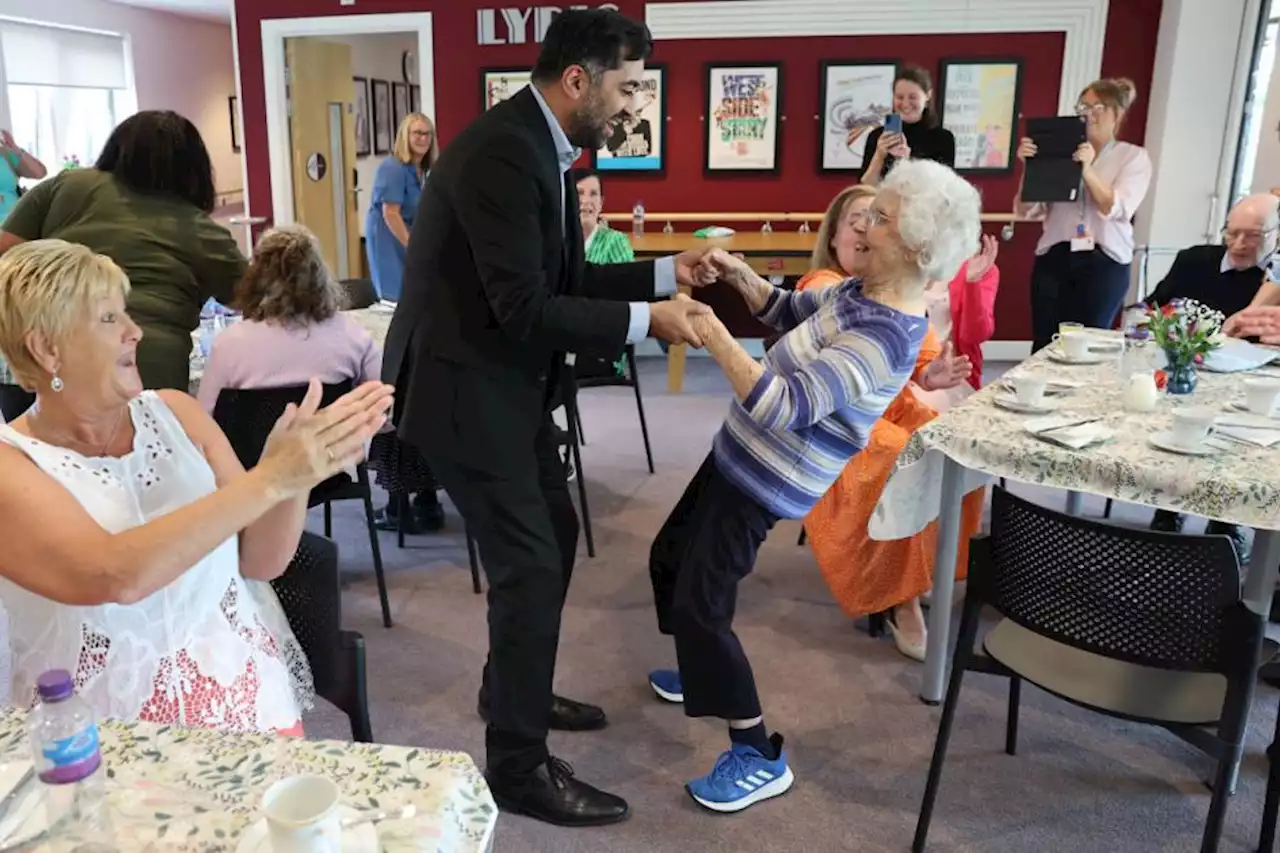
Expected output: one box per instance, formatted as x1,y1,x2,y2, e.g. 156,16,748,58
1243,378,1280,416
1053,330,1092,360
1012,375,1048,406
261,775,343,853
1170,406,1217,448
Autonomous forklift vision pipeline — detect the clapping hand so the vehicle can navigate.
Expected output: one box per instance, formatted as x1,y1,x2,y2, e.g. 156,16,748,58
918,343,973,392
674,249,720,288
965,234,999,283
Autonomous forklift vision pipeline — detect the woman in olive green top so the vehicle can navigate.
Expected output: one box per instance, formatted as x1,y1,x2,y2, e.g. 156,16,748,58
0,110,245,391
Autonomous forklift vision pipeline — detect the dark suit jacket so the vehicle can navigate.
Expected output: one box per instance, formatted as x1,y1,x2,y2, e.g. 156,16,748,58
1145,244,1265,320
382,87,657,468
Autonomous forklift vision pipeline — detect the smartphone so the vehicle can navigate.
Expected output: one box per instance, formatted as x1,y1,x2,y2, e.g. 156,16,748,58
884,113,903,134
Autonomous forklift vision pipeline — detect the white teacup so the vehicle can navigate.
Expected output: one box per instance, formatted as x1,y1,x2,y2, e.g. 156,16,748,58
1054,330,1092,360
1242,378,1280,416
262,775,342,853
1012,375,1048,406
1170,406,1217,448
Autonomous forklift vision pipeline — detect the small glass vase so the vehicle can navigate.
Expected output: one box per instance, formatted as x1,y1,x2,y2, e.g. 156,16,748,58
1164,350,1197,395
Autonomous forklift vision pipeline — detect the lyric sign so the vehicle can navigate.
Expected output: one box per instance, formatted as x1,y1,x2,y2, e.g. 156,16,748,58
477,4,620,45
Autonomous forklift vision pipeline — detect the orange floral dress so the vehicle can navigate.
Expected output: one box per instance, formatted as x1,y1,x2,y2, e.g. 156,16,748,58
799,269,984,617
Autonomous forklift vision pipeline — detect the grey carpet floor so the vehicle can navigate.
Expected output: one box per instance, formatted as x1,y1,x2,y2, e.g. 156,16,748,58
306,357,1279,852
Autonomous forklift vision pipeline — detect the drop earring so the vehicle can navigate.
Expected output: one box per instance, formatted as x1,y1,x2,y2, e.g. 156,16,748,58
50,374,64,393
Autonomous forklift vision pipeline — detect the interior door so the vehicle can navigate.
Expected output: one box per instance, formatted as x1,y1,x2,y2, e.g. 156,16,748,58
285,38,360,278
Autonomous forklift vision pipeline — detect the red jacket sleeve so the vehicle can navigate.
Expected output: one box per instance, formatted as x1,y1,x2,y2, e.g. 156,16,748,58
949,260,1000,389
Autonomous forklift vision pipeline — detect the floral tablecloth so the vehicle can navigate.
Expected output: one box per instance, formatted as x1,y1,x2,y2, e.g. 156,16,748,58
870,346,1280,540
0,708,496,852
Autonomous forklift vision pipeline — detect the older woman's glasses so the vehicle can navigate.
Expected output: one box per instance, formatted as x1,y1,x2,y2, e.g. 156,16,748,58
854,206,891,228
1222,226,1277,244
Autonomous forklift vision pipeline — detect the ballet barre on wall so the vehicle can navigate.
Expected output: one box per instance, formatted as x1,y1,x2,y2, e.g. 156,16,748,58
604,211,1030,239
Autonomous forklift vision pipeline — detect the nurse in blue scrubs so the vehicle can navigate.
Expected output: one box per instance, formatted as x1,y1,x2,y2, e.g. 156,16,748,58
364,113,437,301
0,129,46,225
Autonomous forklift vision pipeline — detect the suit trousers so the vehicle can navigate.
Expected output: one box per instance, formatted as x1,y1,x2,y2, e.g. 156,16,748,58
649,452,779,720
416,360,579,776
1030,242,1132,352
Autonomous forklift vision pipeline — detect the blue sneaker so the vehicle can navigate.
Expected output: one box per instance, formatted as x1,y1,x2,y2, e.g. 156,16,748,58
686,734,794,813
648,669,684,704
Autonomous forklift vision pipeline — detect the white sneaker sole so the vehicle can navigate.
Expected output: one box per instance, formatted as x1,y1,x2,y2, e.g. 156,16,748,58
649,680,684,704
688,766,795,813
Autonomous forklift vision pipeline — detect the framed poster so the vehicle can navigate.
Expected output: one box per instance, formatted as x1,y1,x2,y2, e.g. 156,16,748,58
481,68,532,111
596,65,665,173
410,84,421,114
392,82,409,131
228,96,241,153
352,77,371,158
938,58,1022,173
705,63,783,174
371,79,391,155
817,61,898,173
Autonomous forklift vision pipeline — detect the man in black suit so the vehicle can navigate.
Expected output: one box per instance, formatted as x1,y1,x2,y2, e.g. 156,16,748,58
1145,192,1278,550
382,9,718,828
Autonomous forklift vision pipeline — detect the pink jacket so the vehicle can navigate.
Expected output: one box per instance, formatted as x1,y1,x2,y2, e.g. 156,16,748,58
949,260,1000,390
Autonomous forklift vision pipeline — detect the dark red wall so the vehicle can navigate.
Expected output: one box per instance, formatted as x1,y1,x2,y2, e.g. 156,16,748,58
233,0,1163,339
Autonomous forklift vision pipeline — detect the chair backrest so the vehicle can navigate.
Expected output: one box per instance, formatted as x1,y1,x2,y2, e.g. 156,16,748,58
270,531,342,695
212,380,354,470
340,279,378,310
977,487,1253,676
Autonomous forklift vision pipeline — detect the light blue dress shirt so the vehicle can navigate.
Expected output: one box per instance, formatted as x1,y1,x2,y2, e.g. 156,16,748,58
529,85,676,344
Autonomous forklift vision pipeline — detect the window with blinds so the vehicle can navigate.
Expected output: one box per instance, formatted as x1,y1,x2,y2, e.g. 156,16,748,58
0,19,135,181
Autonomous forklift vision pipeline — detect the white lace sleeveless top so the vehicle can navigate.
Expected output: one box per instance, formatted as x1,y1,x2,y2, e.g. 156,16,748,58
0,392,313,732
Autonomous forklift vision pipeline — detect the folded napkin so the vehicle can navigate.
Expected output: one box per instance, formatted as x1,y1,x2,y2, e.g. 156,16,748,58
1215,425,1280,448
1217,412,1280,430
1023,415,1113,449
1201,339,1280,373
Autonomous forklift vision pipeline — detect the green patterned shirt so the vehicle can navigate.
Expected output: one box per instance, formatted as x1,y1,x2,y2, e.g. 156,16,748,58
584,222,634,265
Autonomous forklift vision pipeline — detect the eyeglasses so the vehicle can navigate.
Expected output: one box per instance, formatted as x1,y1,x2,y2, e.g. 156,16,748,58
855,206,892,228
1075,102,1108,117
410,130,432,138
1221,226,1277,243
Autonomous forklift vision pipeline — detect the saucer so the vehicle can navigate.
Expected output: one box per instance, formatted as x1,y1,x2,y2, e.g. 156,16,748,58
1148,431,1219,457
993,394,1055,414
235,807,378,853
1046,348,1111,365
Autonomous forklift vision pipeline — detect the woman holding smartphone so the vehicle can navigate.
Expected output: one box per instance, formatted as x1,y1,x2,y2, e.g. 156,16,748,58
858,66,955,185
1015,77,1152,351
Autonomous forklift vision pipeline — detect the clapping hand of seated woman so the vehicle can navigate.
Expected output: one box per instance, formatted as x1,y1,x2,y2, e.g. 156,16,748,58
256,378,394,500
917,343,973,392
965,234,999,282
1224,306,1280,344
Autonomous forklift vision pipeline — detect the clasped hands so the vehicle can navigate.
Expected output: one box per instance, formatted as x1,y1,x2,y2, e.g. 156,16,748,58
649,248,746,348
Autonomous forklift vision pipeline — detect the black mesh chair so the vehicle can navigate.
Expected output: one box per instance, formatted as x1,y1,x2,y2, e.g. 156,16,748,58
573,345,655,474
212,380,393,628
340,278,378,310
561,368,595,557
913,486,1264,853
0,384,34,421
271,531,372,742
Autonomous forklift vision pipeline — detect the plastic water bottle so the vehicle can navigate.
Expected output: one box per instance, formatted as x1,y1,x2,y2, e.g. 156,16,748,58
632,200,645,238
27,669,116,850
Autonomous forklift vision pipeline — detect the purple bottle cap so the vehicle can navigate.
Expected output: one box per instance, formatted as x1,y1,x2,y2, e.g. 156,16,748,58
36,669,73,703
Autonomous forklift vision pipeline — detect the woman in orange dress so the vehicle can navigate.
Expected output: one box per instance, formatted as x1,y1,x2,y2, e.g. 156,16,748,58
800,185,999,661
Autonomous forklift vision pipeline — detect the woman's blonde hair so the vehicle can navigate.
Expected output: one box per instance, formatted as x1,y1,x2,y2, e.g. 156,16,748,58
234,225,344,326
0,240,131,391
811,184,878,273
1082,77,1139,129
393,112,439,169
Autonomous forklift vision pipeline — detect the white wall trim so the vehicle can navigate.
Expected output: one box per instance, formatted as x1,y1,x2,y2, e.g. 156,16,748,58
261,12,435,225
231,1,247,214
646,0,1109,116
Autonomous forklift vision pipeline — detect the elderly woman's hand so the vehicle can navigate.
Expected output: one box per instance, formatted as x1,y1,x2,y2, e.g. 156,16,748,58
965,234,999,283
257,379,394,499
917,343,973,392
1224,306,1280,343
703,248,754,289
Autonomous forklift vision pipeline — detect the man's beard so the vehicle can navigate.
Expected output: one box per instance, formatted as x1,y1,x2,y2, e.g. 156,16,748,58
566,92,616,150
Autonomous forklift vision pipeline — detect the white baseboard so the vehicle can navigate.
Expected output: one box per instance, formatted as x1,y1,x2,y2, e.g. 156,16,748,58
635,339,1028,361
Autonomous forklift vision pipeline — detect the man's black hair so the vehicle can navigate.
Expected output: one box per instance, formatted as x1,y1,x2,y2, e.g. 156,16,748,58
95,110,217,214
531,9,653,85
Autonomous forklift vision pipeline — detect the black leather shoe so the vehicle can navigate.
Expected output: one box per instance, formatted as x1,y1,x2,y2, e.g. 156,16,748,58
1150,509,1184,533
413,496,446,532
486,757,628,827
1206,520,1251,565
478,693,608,731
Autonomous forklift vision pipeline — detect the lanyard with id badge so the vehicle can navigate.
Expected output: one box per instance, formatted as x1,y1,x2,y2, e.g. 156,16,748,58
1070,140,1114,253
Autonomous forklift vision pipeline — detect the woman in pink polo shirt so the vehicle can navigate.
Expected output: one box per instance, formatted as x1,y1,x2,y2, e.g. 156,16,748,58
1014,77,1153,351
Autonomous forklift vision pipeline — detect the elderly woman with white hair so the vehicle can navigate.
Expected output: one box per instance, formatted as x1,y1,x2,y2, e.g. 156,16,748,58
643,159,982,814
0,238,393,732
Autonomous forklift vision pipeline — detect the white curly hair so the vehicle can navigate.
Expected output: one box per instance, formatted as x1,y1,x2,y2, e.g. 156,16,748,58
879,159,983,283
